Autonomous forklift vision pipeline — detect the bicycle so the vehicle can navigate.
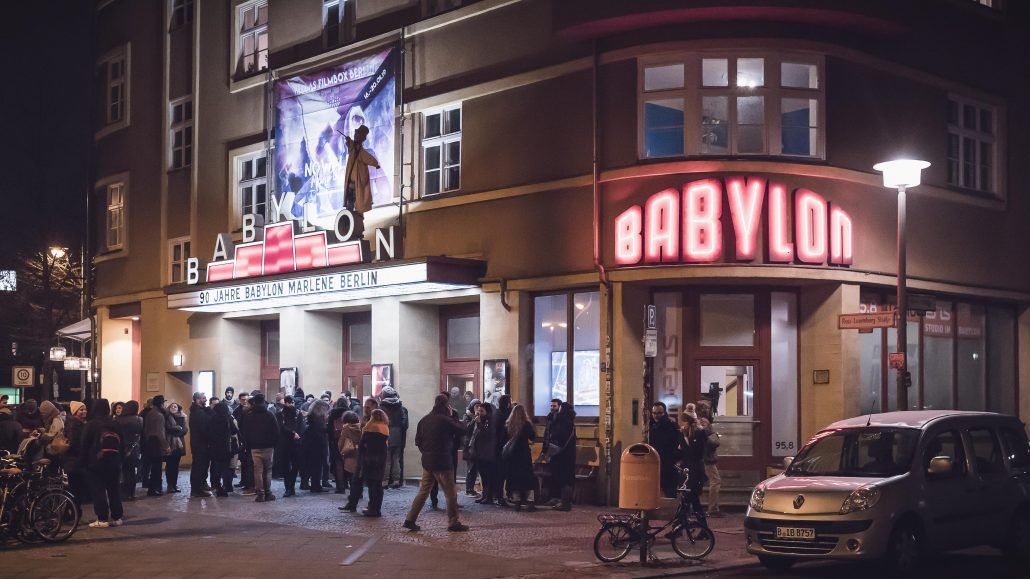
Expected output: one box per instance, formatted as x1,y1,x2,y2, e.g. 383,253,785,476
593,465,715,563
0,451,80,544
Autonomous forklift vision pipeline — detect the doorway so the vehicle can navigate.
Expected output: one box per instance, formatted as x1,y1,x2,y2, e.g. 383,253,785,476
260,320,280,398
342,312,372,401
693,361,766,472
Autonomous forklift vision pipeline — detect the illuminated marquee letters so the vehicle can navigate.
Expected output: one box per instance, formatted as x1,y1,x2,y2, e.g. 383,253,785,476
613,176,853,267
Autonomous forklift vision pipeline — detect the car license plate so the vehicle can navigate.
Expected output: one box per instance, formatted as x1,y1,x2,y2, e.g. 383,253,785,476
775,527,816,540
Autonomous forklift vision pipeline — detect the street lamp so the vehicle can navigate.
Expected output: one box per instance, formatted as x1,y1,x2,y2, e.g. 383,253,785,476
873,159,930,411
49,246,68,260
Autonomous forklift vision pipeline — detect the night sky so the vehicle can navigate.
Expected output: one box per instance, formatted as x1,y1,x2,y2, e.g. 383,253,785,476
0,1,92,262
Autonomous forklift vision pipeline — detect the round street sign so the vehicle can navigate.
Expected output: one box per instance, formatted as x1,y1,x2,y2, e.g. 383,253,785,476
12,366,34,387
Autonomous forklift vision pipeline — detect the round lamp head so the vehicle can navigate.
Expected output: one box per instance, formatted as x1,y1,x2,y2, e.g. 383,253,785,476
49,247,67,259
873,159,930,189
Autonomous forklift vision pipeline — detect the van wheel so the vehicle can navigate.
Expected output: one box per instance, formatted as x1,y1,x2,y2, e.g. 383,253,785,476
1002,510,1030,561
758,555,795,572
884,521,922,573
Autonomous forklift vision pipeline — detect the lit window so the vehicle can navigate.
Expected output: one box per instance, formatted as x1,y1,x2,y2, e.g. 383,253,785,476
640,53,823,159
170,0,194,29
422,105,461,195
237,0,268,77
235,151,268,224
106,183,125,251
947,95,997,193
169,237,191,284
99,48,128,126
532,290,600,418
323,0,354,49
169,97,193,169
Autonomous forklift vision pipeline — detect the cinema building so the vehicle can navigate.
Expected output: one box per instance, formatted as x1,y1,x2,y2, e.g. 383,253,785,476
91,0,1030,498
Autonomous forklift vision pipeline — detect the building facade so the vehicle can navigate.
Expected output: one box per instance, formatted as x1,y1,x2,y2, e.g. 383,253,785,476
91,0,1030,499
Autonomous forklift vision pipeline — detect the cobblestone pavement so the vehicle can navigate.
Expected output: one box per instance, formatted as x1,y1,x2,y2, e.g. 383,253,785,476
0,474,754,578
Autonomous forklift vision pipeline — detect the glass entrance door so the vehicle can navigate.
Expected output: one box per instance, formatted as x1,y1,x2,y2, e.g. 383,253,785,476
695,361,765,471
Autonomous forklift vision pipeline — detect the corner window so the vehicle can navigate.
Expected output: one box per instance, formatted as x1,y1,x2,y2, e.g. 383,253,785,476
422,105,461,195
947,95,997,194
106,183,125,251
170,0,194,30
99,47,128,127
640,53,823,159
169,97,193,169
323,0,354,49
532,290,600,418
235,150,268,224
236,0,268,77
168,237,191,284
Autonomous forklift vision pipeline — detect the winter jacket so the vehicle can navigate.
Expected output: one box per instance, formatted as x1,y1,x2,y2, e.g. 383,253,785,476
187,403,212,453
0,409,23,454
276,406,302,448
300,414,328,466
144,407,170,457
338,423,361,474
358,422,389,481
505,421,537,493
78,416,122,470
39,401,64,442
243,404,280,449
414,409,465,472
167,411,188,457
61,416,86,471
115,402,144,463
545,405,577,487
648,416,682,470
469,416,496,462
16,401,43,432
379,397,408,448
208,403,236,461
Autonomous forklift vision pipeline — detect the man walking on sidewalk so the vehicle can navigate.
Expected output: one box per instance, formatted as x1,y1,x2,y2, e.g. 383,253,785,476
402,393,468,532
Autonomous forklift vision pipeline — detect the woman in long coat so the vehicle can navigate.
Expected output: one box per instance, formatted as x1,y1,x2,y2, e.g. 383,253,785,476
301,400,330,493
503,404,537,511
357,409,389,517
209,401,236,496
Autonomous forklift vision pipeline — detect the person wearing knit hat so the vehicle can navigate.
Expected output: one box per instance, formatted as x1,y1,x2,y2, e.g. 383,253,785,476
69,401,87,419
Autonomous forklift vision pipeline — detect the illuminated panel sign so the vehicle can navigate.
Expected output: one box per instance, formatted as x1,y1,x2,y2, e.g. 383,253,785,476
0,270,15,291
613,176,853,267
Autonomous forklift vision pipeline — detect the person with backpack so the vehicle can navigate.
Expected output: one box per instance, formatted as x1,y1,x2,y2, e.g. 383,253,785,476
78,399,124,528
143,395,171,496
115,401,143,500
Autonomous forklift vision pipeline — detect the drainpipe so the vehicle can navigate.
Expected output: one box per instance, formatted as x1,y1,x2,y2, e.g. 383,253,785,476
590,39,615,507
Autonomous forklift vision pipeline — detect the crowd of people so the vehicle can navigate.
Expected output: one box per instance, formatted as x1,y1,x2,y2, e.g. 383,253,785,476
647,399,723,517
0,386,582,533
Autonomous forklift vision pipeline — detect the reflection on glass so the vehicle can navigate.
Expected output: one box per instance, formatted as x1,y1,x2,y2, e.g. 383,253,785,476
701,96,728,154
737,96,765,153
573,291,600,416
700,294,755,346
702,58,728,87
349,322,371,363
644,64,684,91
655,293,683,413
987,307,1015,415
534,294,568,416
736,58,764,87
922,301,953,410
700,365,754,457
781,98,817,156
644,98,685,157
446,316,480,359
781,62,818,89
957,303,985,410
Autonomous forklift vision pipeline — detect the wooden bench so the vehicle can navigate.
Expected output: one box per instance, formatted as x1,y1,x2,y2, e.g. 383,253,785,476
530,443,600,504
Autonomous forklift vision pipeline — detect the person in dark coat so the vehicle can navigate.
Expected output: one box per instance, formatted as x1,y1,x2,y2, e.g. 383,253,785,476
0,407,24,454
277,395,303,496
546,401,577,511
492,395,513,505
244,393,280,502
143,395,171,496
648,401,683,498
300,400,329,493
78,399,123,527
679,404,710,521
503,404,537,511
402,393,468,533
115,401,144,500
461,399,481,497
165,401,189,493
470,402,499,505
357,409,390,517
429,404,462,509
63,401,89,506
208,401,236,496
328,399,350,494
16,399,44,434
233,391,254,492
379,386,408,488
187,392,213,498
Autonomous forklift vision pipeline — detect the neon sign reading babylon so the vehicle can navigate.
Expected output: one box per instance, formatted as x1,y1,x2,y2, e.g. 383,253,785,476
614,176,853,266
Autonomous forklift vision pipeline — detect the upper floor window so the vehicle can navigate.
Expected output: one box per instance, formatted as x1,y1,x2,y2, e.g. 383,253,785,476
99,47,128,127
236,0,268,77
640,54,823,159
422,105,461,195
947,95,997,194
106,183,125,251
169,96,193,169
168,237,191,284
323,0,354,49
235,150,268,224
170,0,194,30
424,0,465,17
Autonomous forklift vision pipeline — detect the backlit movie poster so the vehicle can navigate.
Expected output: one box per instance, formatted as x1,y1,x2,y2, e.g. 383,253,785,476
274,46,396,231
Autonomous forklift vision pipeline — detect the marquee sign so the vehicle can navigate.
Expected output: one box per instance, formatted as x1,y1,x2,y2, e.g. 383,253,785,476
614,176,853,266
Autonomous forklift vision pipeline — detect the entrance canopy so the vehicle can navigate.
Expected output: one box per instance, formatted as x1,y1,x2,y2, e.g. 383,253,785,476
166,257,485,314
57,318,93,342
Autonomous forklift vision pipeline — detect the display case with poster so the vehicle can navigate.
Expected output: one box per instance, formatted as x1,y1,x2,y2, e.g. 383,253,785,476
371,363,392,397
280,367,298,397
482,359,509,407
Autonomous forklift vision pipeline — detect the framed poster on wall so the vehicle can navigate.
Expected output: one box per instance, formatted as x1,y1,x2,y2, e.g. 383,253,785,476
280,367,298,396
482,359,509,406
371,364,393,397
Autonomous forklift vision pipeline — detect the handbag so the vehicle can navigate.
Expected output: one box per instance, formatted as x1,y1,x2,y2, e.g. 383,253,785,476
46,431,71,456
169,435,184,453
339,435,357,456
501,437,517,460
544,443,562,457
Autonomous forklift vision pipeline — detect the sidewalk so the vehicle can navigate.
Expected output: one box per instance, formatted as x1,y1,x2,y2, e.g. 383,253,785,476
0,476,759,578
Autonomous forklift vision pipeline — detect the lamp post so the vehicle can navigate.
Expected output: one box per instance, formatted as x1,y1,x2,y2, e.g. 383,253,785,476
873,159,930,411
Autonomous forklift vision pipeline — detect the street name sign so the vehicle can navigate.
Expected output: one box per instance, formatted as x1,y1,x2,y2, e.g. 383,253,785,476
838,312,896,330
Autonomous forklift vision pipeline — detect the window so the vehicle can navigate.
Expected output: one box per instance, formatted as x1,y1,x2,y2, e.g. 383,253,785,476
106,183,125,251
168,237,191,284
169,97,193,169
532,290,600,418
323,0,354,49
236,0,268,77
923,430,967,477
641,53,823,158
947,96,997,193
1000,427,1030,469
446,316,479,359
700,294,755,346
967,428,1005,476
170,0,194,29
236,151,268,222
99,48,128,127
422,105,461,195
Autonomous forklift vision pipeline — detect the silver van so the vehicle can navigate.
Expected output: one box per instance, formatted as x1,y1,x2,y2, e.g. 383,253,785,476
744,411,1030,572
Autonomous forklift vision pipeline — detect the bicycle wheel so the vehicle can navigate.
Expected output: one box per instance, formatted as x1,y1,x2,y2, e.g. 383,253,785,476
670,521,715,559
31,490,79,543
593,523,635,563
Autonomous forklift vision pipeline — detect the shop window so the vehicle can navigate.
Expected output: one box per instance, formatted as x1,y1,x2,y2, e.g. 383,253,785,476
922,301,954,410
235,150,268,226
532,291,600,418
323,0,354,49
106,182,125,251
956,303,986,410
236,0,268,78
168,237,191,284
422,105,461,195
169,96,193,169
170,0,194,30
654,292,684,416
641,53,823,159
770,292,798,456
987,307,1016,415
947,95,997,194
699,294,755,347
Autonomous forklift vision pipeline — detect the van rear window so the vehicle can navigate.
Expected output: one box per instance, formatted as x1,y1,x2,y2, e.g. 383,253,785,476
1000,427,1030,469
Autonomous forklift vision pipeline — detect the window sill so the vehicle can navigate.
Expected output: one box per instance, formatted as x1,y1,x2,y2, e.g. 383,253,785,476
940,182,1004,202
95,248,129,264
167,165,192,175
638,153,827,164
230,71,268,94
94,120,130,142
